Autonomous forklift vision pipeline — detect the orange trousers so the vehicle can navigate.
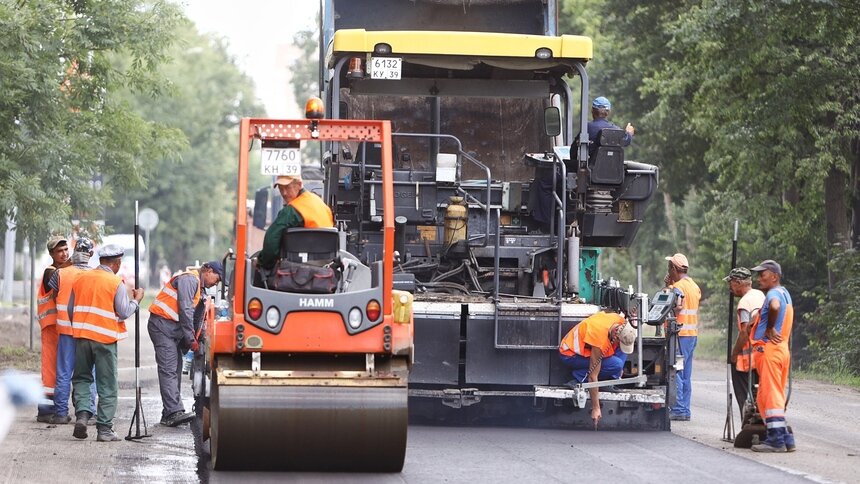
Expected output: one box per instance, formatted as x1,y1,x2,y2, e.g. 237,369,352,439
40,324,59,397
754,343,790,420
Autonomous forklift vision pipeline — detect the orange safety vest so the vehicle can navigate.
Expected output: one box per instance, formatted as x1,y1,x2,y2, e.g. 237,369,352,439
735,288,765,372
737,312,759,372
71,268,128,344
149,270,201,322
289,190,334,228
559,311,624,358
55,265,86,336
672,277,701,337
37,266,58,329
750,288,793,351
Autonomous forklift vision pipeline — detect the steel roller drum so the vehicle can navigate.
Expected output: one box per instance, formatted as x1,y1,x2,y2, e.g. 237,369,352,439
211,382,408,471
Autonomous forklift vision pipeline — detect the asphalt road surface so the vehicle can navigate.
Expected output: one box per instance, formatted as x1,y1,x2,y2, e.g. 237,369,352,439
2,312,858,483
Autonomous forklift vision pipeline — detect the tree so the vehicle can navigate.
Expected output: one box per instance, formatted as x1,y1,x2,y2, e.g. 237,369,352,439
104,24,265,274
0,0,186,243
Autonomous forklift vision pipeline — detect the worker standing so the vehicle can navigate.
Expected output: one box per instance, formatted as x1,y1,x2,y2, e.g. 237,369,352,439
69,244,143,441
664,253,701,422
49,237,96,425
558,311,637,428
148,261,222,427
35,235,71,423
257,174,334,271
724,267,765,414
750,260,796,452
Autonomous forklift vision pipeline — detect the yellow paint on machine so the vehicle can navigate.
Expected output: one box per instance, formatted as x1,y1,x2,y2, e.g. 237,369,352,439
332,29,593,61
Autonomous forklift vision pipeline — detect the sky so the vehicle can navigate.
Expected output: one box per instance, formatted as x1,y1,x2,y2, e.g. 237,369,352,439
180,0,320,118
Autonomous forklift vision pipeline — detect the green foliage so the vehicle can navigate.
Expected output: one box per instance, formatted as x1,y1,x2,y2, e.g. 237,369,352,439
0,0,186,242
560,0,860,375
807,248,860,373
104,25,265,274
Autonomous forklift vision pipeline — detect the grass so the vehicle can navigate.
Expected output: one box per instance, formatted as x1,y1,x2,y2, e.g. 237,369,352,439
0,346,40,372
792,365,860,389
694,325,860,390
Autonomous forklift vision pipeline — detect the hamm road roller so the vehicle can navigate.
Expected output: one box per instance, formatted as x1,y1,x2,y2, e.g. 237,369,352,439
194,112,414,471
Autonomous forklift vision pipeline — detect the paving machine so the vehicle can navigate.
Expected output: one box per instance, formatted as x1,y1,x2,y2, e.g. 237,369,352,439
316,0,675,430
193,114,413,471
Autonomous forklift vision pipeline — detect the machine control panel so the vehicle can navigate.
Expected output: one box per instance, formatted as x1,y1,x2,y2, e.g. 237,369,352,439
645,290,678,326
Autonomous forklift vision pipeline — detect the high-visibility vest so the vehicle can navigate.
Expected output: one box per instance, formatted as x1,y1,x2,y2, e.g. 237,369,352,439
37,266,58,329
149,270,201,322
735,288,765,372
289,190,334,228
71,268,128,343
672,277,701,337
750,286,793,351
559,311,623,358
55,265,86,336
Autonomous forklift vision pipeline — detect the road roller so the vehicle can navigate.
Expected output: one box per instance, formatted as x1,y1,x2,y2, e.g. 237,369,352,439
193,109,414,471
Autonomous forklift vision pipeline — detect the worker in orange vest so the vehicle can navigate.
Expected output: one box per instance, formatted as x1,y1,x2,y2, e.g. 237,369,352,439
257,174,335,271
558,311,637,428
148,261,222,427
749,259,796,453
48,237,96,424
35,235,71,423
69,244,143,441
664,252,701,422
724,267,765,414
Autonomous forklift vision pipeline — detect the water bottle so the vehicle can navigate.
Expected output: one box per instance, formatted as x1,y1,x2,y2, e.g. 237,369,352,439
216,299,229,320
182,350,193,375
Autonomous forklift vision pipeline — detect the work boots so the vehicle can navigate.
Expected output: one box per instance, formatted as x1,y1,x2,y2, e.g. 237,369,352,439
160,410,194,427
751,427,787,453
96,425,121,442
73,411,92,439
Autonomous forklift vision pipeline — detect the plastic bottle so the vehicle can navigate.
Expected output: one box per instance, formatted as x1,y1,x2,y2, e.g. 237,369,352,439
182,350,193,375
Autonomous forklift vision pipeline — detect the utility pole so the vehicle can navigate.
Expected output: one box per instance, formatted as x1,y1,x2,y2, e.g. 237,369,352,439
2,215,16,303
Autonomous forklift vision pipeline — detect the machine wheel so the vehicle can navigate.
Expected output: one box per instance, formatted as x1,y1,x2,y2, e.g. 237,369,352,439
209,358,408,472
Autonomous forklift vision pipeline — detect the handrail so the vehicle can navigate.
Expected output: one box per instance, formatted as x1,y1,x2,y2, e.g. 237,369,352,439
392,132,492,248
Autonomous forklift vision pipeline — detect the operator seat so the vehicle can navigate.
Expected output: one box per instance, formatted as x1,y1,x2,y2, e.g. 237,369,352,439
587,128,625,186
280,227,340,266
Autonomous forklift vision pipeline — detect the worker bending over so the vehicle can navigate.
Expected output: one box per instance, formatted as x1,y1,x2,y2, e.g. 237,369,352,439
149,261,222,427
559,311,637,427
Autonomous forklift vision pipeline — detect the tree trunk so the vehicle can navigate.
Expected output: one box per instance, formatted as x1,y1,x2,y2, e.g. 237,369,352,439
824,163,850,292
850,138,860,249
663,191,679,245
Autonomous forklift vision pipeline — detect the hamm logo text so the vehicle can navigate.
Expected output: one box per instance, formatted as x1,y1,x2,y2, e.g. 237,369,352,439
298,298,335,308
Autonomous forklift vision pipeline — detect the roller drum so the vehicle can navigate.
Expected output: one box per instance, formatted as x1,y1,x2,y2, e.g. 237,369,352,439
211,382,408,471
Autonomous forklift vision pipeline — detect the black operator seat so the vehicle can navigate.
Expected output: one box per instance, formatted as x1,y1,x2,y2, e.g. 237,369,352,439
279,227,340,266
588,128,626,186
355,140,400,166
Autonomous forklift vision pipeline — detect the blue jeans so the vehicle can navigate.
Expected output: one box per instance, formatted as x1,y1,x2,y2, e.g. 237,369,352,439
671,336,697,417
560,346,627,383
54,334,95,417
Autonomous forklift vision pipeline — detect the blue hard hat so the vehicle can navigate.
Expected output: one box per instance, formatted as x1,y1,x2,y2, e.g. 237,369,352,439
592,96,612,109
204,261,224,279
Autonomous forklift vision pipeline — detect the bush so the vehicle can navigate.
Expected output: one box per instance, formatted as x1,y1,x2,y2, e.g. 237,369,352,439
807,248,860,375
